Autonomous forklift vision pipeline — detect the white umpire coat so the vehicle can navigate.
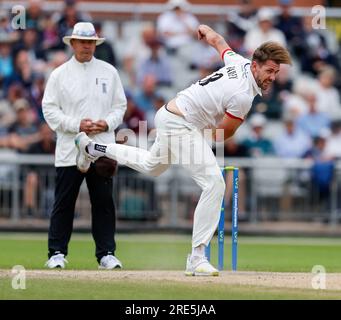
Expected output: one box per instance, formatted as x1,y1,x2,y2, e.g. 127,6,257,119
42,56,127,167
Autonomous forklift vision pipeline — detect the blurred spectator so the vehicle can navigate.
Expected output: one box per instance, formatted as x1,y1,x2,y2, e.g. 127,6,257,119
282,77,314,118
115,90,145,147
23,122,56,217
0,134,9,147
134,74,164,130
134,74,159,113
140,93,166,132
8,98,40,152
94,22,117,67
0,9,20,41
244,7,286,56
157,0,199,54
28,73,46,123
300,15,340,76
315,66,341,120
296,93,331,138
0,10,11,34
242,113,274,157
222,137,248,158
0,83,25,130
123,23,162,88
26,122,56,154
118,91,145,136
46,50,69,77
13,24,47,62
190,41,222,72
303,131,335,217
0,33,15,86
41,13,60,52
325,120,341,159
275,0,304,56
0,104,14,135
136,37,173,87
274,114,311,158
25,0,45,35
304,130,331,160
5,49,34,92
225,0,257,54
154,94,166,109
282,94,307,119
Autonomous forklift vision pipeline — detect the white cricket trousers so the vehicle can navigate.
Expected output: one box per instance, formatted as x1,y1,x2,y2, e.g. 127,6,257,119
105,106,225,248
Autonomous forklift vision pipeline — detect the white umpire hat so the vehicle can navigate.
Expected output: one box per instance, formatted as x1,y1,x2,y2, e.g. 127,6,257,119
63,22,105,46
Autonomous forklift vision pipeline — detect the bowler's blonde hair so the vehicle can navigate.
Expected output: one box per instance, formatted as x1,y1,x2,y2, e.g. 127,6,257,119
252,41,292,65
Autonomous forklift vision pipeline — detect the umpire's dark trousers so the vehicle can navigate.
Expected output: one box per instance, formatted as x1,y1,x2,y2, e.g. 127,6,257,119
48,165,116,262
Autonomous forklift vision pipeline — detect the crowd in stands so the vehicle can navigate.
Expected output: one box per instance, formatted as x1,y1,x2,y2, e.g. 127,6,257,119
0,0,341,216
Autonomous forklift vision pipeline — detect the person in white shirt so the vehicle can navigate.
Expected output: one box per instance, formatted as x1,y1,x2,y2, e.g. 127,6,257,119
157,0,199,53
244,7,287,56
75,24,292,276
43,22,127,270
274,114,311,158
316,66,341,120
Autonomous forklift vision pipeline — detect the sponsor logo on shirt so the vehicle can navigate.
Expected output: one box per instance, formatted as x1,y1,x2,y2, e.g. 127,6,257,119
96,78,109,94
226,66,237,79
242,63,250,79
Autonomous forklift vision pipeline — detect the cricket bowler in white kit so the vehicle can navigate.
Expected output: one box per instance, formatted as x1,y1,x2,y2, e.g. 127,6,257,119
75,25,292,276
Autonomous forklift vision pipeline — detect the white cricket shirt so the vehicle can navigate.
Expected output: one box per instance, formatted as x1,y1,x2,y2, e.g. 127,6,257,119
43,56,127,167
176,49,262,129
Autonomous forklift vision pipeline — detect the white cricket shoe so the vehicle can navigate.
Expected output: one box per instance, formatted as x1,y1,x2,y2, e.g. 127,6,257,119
185,254,219,276
45,253,68,269
98,255,122,270
74,132,98,173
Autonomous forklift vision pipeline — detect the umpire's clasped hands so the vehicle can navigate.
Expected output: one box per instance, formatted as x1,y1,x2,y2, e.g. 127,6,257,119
80,118,109,135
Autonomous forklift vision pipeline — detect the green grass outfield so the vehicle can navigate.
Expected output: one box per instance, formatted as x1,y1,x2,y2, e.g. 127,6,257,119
0,233,341,300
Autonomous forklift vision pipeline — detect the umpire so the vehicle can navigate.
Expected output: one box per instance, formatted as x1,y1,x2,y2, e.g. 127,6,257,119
42,22,127,269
